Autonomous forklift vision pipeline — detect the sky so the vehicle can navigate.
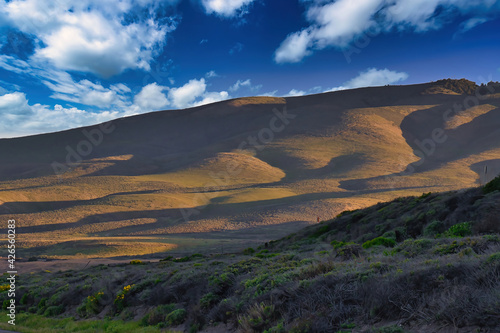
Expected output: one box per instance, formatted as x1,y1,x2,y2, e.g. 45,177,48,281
0,0,499,138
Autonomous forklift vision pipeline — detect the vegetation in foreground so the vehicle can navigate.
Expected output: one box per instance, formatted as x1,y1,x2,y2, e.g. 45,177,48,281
1,176,500,332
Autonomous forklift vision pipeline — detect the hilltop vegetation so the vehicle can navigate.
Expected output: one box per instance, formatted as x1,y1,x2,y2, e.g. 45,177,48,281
2,176,499,332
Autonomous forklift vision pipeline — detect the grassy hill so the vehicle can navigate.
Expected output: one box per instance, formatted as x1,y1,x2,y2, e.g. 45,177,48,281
1,79,500,259
2,176,499,332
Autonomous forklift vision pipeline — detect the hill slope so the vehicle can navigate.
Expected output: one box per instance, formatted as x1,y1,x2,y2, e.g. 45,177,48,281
1,79,500,258
2,177,499,332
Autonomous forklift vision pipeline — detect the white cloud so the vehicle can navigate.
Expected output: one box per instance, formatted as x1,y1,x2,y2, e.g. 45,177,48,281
275,29,313,63
326,68,409,92
259,90,278,97
201,0,255,17
275,0,500,63
192,91,229,107
41,72,128,108
457,17,489,33
230,79,251,92
0,92,32,115
229,79,262,93
205,70,218,78
0,91,118,138
1,0,178,77
168,78,207,109
133,83,169,111
284,89,307,97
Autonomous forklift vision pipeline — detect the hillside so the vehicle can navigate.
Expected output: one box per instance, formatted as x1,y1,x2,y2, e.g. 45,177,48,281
1,79,500,259
2,176,499,332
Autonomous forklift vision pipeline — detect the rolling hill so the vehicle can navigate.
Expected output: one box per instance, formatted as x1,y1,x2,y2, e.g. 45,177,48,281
1,79,500,259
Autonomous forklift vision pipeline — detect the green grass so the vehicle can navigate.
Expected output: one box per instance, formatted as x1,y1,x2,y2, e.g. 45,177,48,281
0,311,164,332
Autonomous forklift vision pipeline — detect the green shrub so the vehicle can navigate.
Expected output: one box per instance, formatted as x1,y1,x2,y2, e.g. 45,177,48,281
362,237,396,249
160,256,173,262
445,222,472,237
77,291,104,317
487,252,500,264
424,220,444,237
483,175,500,194
43,305,64,317
200,292,219,308
173,256,191,263
140,304,176,326
38,297,47,310
419,192,432,200
114,285,134,312
310,225,329,238
331,240,356,249
165,308,187,326
20,293,30,305
243,247,255,255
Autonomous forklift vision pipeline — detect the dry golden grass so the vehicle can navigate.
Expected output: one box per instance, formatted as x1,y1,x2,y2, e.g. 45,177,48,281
1,85,499,259
228,96,286,107
444,104,497,129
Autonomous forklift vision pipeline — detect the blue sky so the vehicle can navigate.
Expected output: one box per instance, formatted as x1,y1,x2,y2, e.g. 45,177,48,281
0,0,499,138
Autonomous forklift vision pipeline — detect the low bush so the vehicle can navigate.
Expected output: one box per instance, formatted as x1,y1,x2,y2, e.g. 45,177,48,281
362,237,396,249
243,247,255,255
165,308,187,326
77,291,104,317
483,176,500,194
424,220,444,237
445,222,472,237
140,304,176,326
43,305,64,317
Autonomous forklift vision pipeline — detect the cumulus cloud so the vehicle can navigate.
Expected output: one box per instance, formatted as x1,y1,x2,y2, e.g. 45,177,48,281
168,78,207,109
133,83,169,111
326,68,409,92
275,0,500,63
1,0,178,77
0,91,118,138
201,0,255,17
0,91,32,115
0,76,232,138
164,78,230,109
275,29,313,63
192,91,229,107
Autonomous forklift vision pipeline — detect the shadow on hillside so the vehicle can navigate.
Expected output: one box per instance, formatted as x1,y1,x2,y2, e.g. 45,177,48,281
0,190,158,214
3,184,439,236
470,159,500,185
340,103,500,191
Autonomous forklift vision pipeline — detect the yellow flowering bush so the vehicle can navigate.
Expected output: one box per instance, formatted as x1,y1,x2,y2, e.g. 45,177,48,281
114,284,134,312
77,291,104,317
